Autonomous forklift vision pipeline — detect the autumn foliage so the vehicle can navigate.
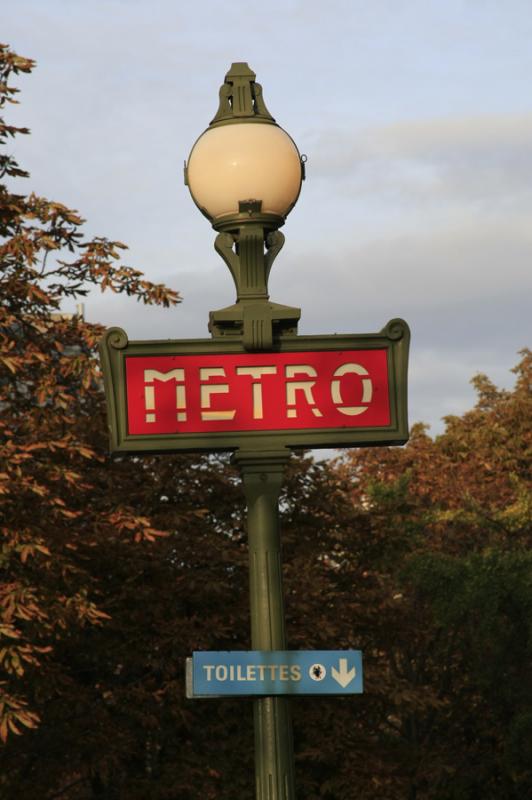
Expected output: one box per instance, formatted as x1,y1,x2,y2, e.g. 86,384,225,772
325,352,532,798
0,43,178,744
1,44,531,800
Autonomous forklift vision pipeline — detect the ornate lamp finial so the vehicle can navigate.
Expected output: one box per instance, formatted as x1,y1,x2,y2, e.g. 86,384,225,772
210,62,275,126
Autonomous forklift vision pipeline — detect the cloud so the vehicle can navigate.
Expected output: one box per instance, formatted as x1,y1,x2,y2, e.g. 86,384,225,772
406,344,521,432
273,216,532,321
306,113,532,212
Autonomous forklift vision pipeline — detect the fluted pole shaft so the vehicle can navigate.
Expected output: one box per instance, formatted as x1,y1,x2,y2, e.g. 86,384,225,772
234,449,295,800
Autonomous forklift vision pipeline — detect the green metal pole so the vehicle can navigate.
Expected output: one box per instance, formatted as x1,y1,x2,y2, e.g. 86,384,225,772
234,449,296,800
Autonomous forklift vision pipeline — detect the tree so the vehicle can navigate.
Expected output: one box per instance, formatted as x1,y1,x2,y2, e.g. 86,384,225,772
328,350,532,799
0,42,252,800
0,41,179,747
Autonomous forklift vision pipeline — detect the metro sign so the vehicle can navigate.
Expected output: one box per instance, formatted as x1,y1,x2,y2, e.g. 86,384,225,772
99,318,409,453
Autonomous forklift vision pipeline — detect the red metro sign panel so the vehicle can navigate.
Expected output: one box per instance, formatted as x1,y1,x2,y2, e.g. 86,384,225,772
126,349,389,436
99,320,410,453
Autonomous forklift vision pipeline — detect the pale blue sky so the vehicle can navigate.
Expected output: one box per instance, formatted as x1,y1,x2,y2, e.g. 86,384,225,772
4,0,532,434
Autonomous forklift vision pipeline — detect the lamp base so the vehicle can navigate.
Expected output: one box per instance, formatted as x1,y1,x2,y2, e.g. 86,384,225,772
209,300,300,351
209,206,300,351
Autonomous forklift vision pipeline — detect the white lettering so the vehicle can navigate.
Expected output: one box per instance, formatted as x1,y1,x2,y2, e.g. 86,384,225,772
331,363,373,416
215,665,228,681
203,665,215,681
285,365,323,418
290,665,301,681
143,368,187,423
200,368,236,421
235,366,277,419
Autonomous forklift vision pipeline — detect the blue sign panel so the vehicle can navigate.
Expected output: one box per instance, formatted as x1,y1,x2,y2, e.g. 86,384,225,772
187,650,363,697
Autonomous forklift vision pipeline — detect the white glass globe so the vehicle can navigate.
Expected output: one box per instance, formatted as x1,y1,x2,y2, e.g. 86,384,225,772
187,122,302,220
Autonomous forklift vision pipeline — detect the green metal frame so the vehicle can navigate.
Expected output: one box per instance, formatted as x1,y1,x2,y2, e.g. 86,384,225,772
208,217,301,348
99,318,410,455
235,450,295,797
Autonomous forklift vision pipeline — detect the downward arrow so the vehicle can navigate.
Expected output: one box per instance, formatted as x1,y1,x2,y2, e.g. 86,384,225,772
331,658,356,688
